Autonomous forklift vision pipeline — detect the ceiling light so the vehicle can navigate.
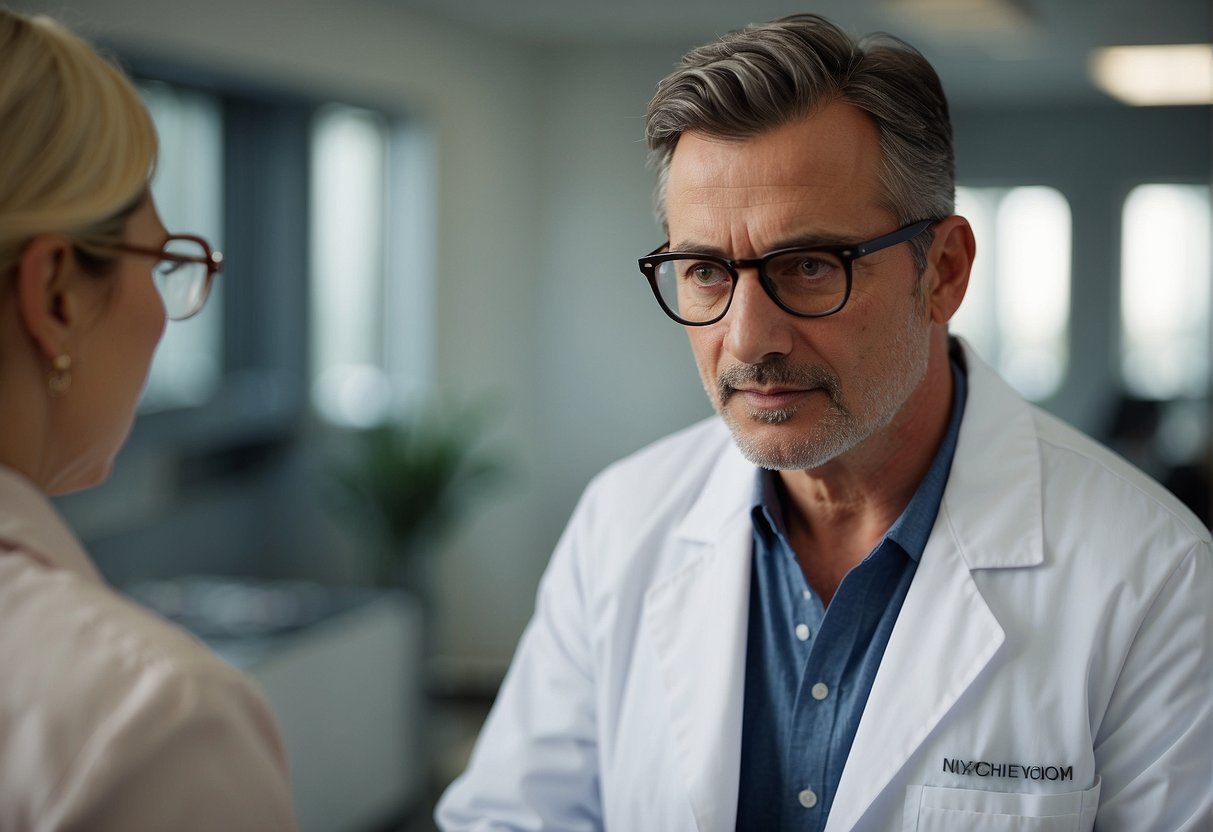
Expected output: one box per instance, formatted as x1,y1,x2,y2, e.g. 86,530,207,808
1091,44,1213,106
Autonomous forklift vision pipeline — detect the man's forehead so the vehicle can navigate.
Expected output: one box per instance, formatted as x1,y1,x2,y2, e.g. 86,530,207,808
666,150,880,233
667,106,881,196
670,180,851,210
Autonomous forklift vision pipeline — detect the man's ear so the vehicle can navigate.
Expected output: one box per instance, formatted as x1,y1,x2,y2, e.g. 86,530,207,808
14,234,78,360
924,215,975,326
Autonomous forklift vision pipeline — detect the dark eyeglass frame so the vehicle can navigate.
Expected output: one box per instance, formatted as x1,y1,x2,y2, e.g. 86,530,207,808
637,219,936,326
109,233,225,321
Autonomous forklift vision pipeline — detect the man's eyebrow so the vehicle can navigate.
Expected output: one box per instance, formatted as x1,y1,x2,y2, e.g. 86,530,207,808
668,240,729,257
667,232,861,258
767,232,861,251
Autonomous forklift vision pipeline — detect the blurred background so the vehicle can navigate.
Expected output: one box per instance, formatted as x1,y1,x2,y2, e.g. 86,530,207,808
11,0,1212,828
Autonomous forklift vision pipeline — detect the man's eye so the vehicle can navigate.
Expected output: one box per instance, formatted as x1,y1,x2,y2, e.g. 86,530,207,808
769,252,842,282
796,257,829,276
684,262,728,285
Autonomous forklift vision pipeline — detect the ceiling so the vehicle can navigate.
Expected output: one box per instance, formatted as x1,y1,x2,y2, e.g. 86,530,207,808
385,0,1212,106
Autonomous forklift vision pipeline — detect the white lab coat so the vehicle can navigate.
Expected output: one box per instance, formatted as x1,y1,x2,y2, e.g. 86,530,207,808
437,344,1212,831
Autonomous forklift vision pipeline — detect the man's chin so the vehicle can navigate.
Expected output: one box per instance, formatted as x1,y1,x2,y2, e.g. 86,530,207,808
726,419,805,470
733,436,821,471
721,406,854,471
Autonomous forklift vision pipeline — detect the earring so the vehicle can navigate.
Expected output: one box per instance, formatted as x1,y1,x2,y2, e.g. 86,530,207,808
48,354,72,396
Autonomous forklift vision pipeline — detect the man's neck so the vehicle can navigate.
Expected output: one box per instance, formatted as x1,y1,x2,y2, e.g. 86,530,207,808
777,343,956,604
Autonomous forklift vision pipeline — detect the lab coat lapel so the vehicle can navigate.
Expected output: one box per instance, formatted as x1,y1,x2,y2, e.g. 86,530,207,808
823,523,1005,832
825,343,1043,831
644,443,754,832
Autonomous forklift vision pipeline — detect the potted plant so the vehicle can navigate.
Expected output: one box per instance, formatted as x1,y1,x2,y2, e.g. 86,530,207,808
330,401,505,600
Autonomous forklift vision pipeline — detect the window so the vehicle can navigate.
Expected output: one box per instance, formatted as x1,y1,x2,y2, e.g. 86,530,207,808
310,106,436,427
1120,184,1211,400
138,81,225,411
52,58,438,591
951,186,1072,401
56,73,317,547
310,105,388,427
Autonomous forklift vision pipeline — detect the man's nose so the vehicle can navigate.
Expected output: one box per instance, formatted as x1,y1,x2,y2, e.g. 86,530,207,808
721,269,795,365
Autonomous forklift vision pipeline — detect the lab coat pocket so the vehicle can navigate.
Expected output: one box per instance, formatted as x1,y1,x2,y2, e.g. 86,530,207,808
904,778,1100,832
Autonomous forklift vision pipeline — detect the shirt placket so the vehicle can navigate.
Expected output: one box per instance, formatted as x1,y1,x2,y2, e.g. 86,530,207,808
788,561,830,829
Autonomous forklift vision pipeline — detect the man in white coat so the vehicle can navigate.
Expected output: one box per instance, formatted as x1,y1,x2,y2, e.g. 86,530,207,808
437,14,1212,831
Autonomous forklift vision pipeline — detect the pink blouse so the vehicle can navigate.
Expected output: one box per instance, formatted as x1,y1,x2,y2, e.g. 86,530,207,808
0,466,297,831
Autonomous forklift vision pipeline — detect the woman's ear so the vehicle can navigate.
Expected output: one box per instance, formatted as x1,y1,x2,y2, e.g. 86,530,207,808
14,234,78,360
923,215,975,326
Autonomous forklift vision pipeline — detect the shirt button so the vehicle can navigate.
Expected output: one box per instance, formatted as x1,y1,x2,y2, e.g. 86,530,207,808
802,589,812,601
795,623,810,641
798,788,818,809
811,682,829,701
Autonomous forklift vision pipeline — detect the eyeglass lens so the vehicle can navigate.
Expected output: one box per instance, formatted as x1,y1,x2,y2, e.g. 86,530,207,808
155,237,212,320
652,249,847,323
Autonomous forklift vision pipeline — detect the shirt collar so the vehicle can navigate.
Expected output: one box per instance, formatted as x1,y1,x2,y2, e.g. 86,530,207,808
0,465,101,581
751,343,969,564
751,466,786,545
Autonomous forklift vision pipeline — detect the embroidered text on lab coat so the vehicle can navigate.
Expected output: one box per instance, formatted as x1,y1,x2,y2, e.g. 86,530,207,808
943,758,1074,781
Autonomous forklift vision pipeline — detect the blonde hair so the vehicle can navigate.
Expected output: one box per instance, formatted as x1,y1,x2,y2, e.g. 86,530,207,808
0,9,157,277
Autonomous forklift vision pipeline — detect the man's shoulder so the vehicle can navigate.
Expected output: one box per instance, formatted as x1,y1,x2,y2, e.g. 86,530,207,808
603,416,733,477
957,344,1209,553
567,416,745,538
1029,404,1211,548
584,417,735,502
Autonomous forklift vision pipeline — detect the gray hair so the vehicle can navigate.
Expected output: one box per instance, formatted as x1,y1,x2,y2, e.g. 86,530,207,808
644,14,954,272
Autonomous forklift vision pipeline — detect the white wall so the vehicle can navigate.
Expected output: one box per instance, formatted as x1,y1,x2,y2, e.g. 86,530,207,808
532,44,712,539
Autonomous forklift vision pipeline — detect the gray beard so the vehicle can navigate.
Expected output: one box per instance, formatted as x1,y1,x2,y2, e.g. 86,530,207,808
715,358,857,469
713,314,930,470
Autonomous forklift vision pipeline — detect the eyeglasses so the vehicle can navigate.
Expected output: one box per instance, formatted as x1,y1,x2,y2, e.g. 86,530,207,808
110,234,224,321
637,219,935,326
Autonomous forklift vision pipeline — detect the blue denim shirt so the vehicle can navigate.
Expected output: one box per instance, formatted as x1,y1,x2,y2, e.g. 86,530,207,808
735,354,968,831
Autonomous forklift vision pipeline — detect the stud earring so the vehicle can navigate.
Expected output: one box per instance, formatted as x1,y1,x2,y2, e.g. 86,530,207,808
48,354,72,396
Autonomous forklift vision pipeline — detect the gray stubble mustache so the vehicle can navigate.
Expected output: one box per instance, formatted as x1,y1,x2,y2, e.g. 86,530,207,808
717,357,842,406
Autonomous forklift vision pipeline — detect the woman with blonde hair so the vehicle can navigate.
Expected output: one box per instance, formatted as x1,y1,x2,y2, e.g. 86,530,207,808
0,9,296,830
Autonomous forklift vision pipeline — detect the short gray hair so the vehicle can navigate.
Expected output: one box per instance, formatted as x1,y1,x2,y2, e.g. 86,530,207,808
644,14,954,271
